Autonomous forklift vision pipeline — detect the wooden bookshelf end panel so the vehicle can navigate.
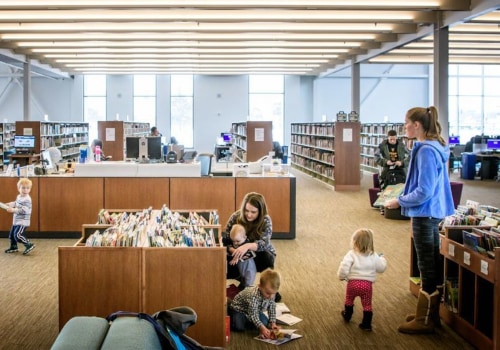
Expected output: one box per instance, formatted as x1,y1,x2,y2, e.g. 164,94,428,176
104,177,170,209
142,247,227,348
58,247,142,329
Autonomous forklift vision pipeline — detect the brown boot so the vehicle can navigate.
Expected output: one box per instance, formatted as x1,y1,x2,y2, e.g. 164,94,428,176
398,289,439,334
404,285,443,328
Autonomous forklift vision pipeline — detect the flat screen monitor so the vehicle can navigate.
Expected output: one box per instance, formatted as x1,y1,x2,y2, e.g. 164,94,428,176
125,137,140,159
449,136,460,145
14,135,36,152
147,136,162,160
486,139,500,150
221,132,233,144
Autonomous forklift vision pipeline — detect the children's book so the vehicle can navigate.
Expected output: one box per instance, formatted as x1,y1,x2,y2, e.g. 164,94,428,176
0,202,9,210
373,183,405,208
254,329,302,345
276,313,303,326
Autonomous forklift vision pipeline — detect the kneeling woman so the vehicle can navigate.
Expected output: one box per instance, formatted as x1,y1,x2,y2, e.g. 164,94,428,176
224,192,276,289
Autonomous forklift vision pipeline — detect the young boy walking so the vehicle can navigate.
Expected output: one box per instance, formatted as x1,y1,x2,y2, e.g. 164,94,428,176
3,178,35,255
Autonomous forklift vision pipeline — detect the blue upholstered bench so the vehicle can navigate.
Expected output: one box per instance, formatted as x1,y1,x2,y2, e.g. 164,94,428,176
51,316,162,350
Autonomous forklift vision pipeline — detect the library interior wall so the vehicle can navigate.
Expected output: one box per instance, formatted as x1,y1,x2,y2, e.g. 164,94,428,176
0,65,429,151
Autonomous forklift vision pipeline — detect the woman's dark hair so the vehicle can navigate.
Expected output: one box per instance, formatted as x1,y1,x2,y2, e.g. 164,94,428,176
237,192,269,241
406,106,445,146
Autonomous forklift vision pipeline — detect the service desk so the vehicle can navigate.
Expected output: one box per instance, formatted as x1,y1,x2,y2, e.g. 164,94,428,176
0,170,296,239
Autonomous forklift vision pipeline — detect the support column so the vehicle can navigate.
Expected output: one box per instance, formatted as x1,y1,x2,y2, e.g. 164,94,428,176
433,20,449,140
23,59,31,121
351,61,360,114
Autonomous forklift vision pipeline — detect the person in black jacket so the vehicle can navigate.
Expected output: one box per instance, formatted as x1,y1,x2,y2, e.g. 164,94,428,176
375,130,410,188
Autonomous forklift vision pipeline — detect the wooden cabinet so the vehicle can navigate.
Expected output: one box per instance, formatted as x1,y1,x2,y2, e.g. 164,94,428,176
360,123,406,173
231,121,273,162
439,226,500,350
0,122,15,171
291,122,360,190
98,121,150,161
58,245,226,347
15,121,89,161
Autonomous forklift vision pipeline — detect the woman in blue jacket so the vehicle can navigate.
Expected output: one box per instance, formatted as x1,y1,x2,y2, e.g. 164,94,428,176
385,106,454,334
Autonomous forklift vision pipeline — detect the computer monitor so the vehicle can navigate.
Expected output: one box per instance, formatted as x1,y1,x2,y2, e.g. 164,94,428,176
125,137,140,159
147,136,162,160
486,139,500,151
221,132,233,144
14,135,36,153
449,136,460,145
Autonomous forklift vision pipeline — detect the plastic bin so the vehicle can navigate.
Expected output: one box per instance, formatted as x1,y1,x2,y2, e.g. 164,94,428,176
461,153,476,180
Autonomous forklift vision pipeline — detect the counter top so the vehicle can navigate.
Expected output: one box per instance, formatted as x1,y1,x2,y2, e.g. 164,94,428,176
73,161,201,177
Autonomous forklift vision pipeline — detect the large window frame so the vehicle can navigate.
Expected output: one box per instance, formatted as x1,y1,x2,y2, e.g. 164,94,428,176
83,75,107,143
133,75,157,128
170,75,194,148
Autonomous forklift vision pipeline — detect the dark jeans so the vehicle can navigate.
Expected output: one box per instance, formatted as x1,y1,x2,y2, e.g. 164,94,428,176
412,217,443,293
229,307,269,332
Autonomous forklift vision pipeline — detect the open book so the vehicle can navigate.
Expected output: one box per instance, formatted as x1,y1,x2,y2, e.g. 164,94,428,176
0,202,10,211
254,329,302,345
276,313,303,326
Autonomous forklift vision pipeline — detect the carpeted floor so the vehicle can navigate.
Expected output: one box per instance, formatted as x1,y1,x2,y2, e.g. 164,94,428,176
0,170,497,349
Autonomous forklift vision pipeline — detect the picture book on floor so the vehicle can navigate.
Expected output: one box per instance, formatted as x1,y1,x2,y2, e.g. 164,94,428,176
254,329,302,345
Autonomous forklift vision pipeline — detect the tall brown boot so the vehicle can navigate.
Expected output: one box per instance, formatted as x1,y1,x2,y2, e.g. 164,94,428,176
398,289,439,334
404,285,443,328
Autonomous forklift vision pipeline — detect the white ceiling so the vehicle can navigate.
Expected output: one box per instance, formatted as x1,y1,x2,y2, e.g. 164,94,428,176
0,0,498,77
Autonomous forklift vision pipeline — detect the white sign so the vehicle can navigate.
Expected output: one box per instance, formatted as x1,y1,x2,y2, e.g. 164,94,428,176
105,128,116,142
480,260,488,275
23,128,33,136
448,244,455,257
254,128,264,142
463,251,470,266
343,128,353,142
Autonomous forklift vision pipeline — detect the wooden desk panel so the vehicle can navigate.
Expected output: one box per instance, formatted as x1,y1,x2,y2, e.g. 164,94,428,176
104,178,169,209
39,177,103,231
142,248,226,348
169,177,235,228
58,247,142,329
0,177,39,232
236,177,294,237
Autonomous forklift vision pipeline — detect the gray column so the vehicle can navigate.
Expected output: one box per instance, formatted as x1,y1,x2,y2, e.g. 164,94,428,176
351,61,360,115
23,59,31,121
433,22,449,140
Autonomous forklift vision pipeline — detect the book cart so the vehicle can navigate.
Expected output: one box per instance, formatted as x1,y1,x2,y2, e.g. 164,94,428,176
439,226,499,350
58,208,227,348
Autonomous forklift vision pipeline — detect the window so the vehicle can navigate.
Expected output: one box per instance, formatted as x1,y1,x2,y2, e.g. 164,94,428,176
448,65,500,143
83,75,106,143
248,75,284,144
170,75,193,148
134,75,156,127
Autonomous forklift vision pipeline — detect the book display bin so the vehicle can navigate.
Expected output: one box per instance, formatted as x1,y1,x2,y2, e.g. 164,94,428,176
59,209,226,348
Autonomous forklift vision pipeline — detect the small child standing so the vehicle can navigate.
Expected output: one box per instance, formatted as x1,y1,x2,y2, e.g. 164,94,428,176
4,178,35,255
229,268,281,339
337,228,386,331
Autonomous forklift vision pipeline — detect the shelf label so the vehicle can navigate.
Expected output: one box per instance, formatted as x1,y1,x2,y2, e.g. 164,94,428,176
105,128,115,142
448,243,455,257
480,260,488,275
343,128,353,142
254,128,264,142
23,128,33,136
463,251,470,266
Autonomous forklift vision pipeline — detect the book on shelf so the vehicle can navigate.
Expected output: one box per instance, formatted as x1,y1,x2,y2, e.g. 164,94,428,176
254,329,302,346
462,230,482,252
445,279,459,313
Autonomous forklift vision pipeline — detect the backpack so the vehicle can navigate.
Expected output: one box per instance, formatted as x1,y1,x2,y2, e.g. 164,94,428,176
386,168,406,186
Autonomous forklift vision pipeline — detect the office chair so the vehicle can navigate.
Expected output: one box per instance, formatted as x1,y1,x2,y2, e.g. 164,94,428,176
197,153,214,176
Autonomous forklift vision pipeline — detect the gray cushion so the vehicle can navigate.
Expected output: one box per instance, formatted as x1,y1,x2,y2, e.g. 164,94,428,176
101,316,162,350
51,316,109,350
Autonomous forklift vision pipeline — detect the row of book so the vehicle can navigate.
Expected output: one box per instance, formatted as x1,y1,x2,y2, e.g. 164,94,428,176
444,278,459,314
88,207,219,248
442,201,500,227
291,123,334,136
463,227,500,259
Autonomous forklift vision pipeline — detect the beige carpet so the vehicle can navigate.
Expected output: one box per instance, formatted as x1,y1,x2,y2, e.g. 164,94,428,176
0,170,497,349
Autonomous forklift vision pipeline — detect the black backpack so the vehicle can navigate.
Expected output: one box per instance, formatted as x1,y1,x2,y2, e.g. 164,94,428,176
386,168,406,186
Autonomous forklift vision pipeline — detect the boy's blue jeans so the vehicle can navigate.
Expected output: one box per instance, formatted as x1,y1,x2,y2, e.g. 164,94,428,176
229,308,269,332
412,217,443,294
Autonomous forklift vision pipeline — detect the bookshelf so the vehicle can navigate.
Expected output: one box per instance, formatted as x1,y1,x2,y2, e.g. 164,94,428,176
360,123,406,173
290,122,360,190
15,121,89,161
98,121,150,161
231,121,273,162
439,226,499,350
0,122,15,171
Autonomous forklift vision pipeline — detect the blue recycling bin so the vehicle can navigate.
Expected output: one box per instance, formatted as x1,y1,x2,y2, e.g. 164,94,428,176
461,152,476,180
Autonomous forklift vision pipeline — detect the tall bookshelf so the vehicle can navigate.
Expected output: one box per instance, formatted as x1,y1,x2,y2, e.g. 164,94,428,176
15,121,89,161
0,122,15,171
97,121,150,161
291,122,360,190
231,121,273,162
360,123,406,173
